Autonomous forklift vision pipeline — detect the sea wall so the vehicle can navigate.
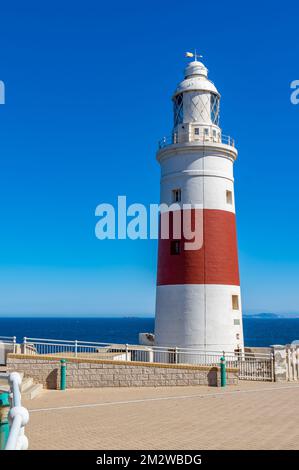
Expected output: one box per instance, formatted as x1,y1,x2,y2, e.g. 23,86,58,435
7,354,238,389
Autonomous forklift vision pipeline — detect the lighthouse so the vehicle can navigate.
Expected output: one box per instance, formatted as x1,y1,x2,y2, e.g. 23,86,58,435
154,55,244,352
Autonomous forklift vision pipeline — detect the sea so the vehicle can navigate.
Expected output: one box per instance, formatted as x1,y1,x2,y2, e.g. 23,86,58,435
0,317,299,347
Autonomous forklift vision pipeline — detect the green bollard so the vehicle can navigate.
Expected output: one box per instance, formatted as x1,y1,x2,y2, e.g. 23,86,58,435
220,356,226,387
60,359,67,391
0,392,10,450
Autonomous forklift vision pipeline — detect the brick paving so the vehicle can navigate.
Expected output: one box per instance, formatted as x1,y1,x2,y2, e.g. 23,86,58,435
23,382,299,450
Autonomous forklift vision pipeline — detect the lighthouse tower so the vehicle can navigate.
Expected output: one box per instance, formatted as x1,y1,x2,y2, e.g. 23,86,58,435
154,56,244,352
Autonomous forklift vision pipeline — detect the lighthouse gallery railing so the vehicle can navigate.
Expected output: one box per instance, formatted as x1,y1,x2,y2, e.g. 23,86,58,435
158,132,235,149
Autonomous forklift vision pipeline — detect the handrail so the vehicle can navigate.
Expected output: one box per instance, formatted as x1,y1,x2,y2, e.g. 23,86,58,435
158,132,235,149
4,373,29,450
21,337,273,360
0,336,17,354
23,337,229,354
3,336,273,382
0,336,16,342
6,336,274,381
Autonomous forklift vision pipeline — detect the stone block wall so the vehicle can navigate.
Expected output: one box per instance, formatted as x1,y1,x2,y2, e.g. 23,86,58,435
7,354,238,389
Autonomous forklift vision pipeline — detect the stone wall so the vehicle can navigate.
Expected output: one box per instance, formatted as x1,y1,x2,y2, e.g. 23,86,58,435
7,354,238,389
244,346,272,356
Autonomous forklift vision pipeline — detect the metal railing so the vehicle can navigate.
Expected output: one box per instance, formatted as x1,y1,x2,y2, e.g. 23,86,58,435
237,354,274,381
0,372,29,450
20,337,274,381
158,132,235,149
0,337,17,366
22,336,233,363
0,336,16,352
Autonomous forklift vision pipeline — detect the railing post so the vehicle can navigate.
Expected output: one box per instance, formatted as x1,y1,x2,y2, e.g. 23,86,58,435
60,359,67,391
220,356,226,387
271,352,275,382
0,392,10,450
175,347,178,364
23,337,27,355
74,340,78,358
13,336,17,354
125,344,129,362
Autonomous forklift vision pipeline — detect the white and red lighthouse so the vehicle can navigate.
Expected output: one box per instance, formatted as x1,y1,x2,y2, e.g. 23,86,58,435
154,57,244,352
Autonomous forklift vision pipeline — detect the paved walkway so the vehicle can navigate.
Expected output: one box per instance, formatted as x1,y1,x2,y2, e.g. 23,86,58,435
23,382,299,450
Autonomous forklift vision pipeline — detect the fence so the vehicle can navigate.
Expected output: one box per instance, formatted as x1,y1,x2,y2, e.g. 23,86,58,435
0,372,29,450
237,353,274,381
20,337,274,382
0,336,16,351
0,337,17,366
22,336,237,364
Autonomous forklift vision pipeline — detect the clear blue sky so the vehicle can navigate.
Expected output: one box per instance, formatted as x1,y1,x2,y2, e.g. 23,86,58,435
0,0,298,316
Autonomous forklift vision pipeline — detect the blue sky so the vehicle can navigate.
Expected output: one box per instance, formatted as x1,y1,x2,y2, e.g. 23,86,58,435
0,0,298,316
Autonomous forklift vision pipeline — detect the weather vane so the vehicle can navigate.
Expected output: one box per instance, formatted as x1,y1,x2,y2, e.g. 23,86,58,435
185,49,203,61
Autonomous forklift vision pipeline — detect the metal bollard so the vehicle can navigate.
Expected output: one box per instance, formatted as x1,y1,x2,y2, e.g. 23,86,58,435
0,392,10,450
220,356,226,387
60,359,67,391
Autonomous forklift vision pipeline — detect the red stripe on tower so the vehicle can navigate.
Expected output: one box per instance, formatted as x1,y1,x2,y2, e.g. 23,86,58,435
157,209,240,286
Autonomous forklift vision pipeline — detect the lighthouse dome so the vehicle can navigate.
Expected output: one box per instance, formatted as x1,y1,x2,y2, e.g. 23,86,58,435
185,60,208,78
173,60,220,98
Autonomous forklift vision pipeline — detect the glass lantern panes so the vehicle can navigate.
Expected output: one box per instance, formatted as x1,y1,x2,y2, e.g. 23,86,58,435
211,93,220,126
173,93,183,127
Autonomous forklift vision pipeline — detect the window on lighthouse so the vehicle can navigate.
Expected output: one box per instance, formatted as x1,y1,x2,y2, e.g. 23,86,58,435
172,189,181,203
170,240,181,255
173,93,183,127
232,295,240,311
226,190,233,205
210,93,220,126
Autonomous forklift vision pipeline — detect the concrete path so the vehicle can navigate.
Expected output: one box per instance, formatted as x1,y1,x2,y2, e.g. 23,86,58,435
23,381,299,450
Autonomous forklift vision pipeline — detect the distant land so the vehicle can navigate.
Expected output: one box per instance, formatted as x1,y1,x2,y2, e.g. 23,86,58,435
243,312,299,319
0,313,299,319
